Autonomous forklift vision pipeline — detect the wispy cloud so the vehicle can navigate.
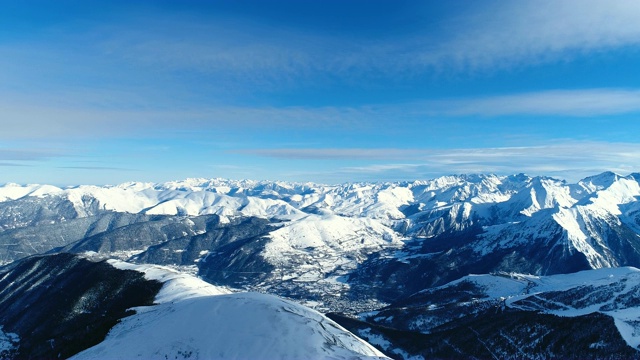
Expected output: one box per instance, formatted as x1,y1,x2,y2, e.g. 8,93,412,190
1,0,639,134
235,142,640,162
92,0,640,81
423,89,640,117
0,148,61,161
0,162,30,167
231,148,422,160
0,101,370,139
3,87,640,140
237,141,640,182
94,18,331,87
419,0,640,71
57,166,137,171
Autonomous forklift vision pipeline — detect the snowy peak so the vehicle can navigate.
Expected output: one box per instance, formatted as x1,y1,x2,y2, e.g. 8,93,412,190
4,172,638,223
505,176,575,217
408,174,507,205
579,171,623,193
0,183,63,201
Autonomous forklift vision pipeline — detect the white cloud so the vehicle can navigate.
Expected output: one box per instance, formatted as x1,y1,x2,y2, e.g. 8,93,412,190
2,87,640,140
0,100,372,139
3,1,640,106
95,18,339,86
421,0,640,71
92,0,640,80
0,148,61,161
232,148,422,160
238,141,640,182
422,89,640,117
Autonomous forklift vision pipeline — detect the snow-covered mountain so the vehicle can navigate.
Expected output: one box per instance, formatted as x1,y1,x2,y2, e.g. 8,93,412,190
3,172,639,239
2,172,640,308
0,253,387,359
2,172,640,358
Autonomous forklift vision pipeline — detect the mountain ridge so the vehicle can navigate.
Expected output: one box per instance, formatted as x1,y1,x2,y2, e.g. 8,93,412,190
2,172,640,307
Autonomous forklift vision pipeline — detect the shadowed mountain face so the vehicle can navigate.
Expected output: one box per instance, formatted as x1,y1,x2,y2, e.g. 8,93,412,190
0,212,163,265
328,310,639,360
330,268,640,359
0,253,162,359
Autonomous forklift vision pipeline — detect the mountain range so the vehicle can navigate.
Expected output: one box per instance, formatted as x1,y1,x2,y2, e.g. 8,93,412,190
2,172,640,358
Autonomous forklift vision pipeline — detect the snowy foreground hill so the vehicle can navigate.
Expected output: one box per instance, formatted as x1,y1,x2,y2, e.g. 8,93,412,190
0,253,386,359
76,259,387,360
2,172,640,358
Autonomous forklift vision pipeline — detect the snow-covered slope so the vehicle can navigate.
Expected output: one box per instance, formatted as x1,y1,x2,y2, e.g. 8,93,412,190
264,214,401,283
72,260,388,360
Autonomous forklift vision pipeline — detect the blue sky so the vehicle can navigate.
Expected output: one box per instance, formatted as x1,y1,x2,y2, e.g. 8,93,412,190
2,0,640,185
